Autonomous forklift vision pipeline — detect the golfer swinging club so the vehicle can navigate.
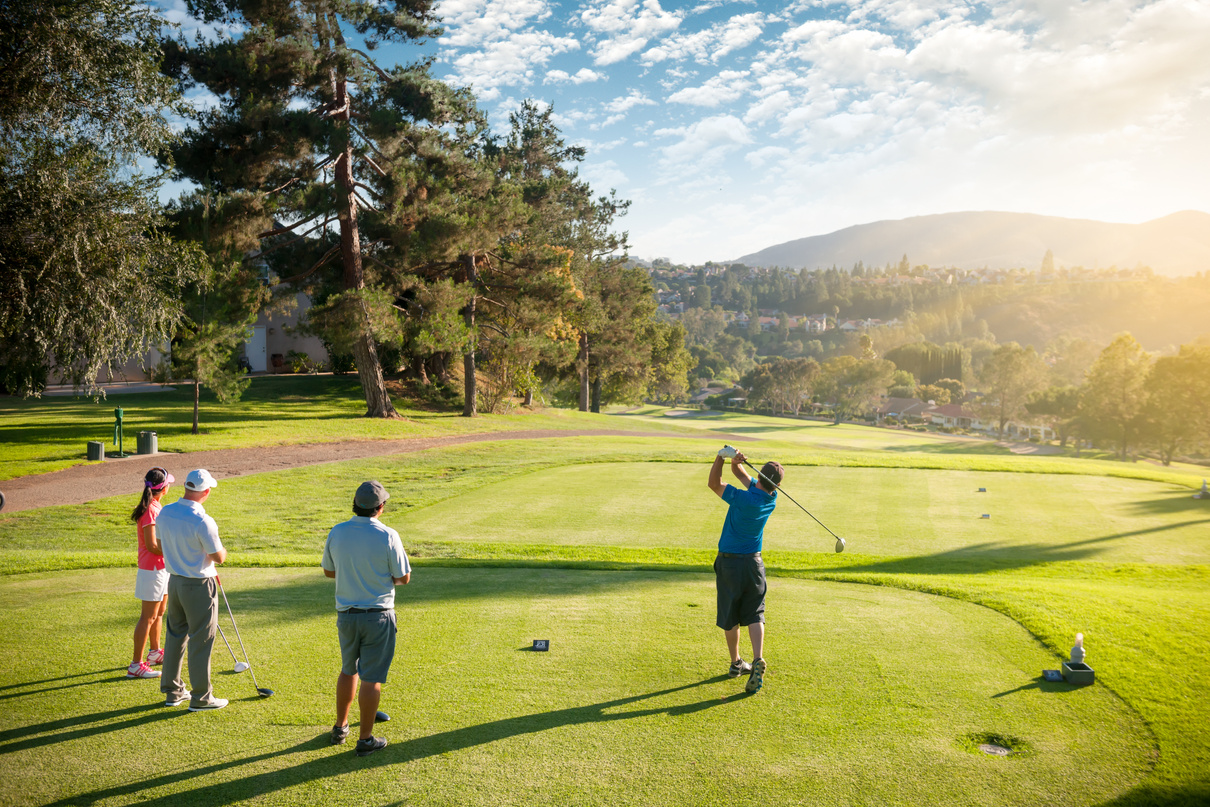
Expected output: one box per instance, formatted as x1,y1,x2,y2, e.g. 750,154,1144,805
708,445,782,693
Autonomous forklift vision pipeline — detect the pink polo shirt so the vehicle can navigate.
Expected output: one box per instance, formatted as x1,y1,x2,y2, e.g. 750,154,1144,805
137,500,164,571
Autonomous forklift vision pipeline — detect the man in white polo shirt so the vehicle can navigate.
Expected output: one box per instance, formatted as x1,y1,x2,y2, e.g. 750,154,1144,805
157,468,228,711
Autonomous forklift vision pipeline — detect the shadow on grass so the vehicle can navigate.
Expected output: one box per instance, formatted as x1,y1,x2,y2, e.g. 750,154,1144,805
44,676,747,807
213,567,708,627
0,667,128,702
991,676,1079,698
0,702,184,753
775,520,1204,576
1094,782,1210,807
1125,491,1210,517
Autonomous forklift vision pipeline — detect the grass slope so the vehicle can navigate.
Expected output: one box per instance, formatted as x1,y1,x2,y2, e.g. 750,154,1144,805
0,568,1153,807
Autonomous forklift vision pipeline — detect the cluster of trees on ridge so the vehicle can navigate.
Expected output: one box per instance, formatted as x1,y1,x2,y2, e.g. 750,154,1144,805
705,333,1209,466
0,0,692,424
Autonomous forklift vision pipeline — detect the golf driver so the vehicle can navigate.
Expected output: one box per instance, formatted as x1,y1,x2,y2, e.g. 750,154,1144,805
739,456,846,553
216,623,249,672
216,576,274,697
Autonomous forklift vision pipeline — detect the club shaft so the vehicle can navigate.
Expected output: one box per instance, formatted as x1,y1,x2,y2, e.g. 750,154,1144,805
217,577,264,692
216,623,240,665
742,460,841,541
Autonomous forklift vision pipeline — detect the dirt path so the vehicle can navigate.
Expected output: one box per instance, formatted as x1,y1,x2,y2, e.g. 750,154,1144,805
0,429,748,513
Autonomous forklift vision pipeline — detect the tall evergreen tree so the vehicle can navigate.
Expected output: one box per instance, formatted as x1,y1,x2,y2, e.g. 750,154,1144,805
163,0,472,417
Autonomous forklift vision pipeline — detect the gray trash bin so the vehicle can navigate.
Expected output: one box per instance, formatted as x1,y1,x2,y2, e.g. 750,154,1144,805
137,431,158,455
87,441,105,461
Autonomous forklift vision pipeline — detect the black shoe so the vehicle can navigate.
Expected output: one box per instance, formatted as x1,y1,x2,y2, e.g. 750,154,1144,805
331,724,350,745
355,736,388,756
728,658,752,678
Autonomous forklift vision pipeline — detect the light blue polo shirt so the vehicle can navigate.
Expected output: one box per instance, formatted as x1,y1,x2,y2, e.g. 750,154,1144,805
322,516,410,612
718,480,777,554
157,498,224,578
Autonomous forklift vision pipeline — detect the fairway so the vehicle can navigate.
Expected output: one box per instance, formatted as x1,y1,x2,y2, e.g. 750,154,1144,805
395,462,1210,565
0,568,1151,807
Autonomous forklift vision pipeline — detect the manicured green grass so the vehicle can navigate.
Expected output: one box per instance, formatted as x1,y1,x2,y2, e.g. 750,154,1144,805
2,406,1209,805
0,376,691,480
0,568,1154,807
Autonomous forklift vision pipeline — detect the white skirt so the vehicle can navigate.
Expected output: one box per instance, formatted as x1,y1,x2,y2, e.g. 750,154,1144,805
135,568,169,602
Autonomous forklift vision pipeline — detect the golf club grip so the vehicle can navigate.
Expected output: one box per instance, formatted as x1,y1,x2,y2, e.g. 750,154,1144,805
742,460,840,541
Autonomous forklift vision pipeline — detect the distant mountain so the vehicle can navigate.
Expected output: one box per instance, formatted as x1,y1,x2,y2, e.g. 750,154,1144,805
733,211,1210,276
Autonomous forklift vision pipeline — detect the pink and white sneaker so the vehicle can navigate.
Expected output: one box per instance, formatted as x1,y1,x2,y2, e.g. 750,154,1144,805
146,648,165,665
126,661,161,679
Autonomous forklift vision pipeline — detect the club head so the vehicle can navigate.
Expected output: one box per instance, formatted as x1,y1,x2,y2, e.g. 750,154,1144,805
256,688,274,698
835,537,846,553
234,661,250,673
375,710,390,722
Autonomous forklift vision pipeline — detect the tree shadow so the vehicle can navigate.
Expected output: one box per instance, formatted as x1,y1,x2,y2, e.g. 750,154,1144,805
1124,491,1210,517
0,667,129,702
0,702,185,753
0,667,124,694
1093,781,1210,807
45,676,747,807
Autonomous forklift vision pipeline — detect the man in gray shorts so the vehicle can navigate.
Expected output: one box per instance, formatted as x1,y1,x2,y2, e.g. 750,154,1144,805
708,446,781,694
322,480,411,756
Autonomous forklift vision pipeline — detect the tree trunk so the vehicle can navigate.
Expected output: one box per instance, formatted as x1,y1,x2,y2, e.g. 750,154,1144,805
578,332,589,412
412,355,429,385
331,29,395,419
591,376,601,413
523,388,533,407
462,254,477,417
192,379,200,435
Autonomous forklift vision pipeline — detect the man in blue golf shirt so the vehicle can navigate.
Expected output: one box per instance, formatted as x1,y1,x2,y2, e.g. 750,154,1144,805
708,445,782,693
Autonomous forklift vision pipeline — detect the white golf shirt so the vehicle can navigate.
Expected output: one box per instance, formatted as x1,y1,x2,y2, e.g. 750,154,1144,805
157,498,224,578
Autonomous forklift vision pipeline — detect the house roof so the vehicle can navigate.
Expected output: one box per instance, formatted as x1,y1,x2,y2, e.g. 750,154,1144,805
877,397,929,416
928,403,976,418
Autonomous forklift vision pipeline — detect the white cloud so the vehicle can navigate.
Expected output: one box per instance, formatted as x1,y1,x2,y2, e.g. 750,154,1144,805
546,67,606,84
655,114,752,166
581,0,684,65
445,30,580,99
435,0,554,48
605,90,659,114
667,70,752,106
640,11,766,64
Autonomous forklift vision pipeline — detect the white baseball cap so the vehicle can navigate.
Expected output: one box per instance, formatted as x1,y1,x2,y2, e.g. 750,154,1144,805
185,469,218,491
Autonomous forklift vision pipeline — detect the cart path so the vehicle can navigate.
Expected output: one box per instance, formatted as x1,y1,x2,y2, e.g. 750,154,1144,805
0,429,752,513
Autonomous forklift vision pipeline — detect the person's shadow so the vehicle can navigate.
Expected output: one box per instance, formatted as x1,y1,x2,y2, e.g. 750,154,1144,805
46,675,751,806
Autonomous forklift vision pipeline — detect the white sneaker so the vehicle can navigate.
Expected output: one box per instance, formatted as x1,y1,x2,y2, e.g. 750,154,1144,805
164,689,191,707
127,662,160,679
146,648,165,665
188,698,229,712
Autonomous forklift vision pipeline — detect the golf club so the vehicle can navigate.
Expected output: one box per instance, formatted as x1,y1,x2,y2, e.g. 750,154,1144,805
740,457,847,553
216,623,249,672
216,576,274,697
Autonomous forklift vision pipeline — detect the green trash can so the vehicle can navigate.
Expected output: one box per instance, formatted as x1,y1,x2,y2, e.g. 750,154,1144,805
87,441,105,461
137,431,157,455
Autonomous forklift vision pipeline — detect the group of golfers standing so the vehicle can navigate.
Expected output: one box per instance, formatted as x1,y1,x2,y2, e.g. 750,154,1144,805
127,444,779,755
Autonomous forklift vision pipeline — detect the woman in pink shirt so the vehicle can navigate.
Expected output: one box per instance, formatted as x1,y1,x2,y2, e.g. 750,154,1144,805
128,467,173,679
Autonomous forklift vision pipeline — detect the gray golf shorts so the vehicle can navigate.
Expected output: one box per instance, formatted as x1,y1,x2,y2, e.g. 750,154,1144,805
336,609,397,684
714,553,766,630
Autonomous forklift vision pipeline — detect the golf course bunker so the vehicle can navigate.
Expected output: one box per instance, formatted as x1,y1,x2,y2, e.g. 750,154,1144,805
0,567,1152,807
395,462,1210,564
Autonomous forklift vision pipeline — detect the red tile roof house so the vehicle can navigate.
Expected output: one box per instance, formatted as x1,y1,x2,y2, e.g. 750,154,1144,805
926,403,977,429
876,397,931,423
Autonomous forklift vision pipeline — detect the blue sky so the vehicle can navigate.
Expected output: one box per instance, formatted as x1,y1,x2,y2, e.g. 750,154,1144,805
161,0,1210,264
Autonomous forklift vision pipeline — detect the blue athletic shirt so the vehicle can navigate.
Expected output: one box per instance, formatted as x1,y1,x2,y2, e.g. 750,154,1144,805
718,480,778,554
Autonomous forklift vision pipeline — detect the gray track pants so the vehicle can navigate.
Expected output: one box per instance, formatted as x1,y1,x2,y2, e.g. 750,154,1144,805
160,575,218,707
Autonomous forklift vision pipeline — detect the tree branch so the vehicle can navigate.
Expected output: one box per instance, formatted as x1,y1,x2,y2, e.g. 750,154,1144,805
346,48,393,82
359,153,388,177
257,211,326,240
279,244,341,284
247,215,335,260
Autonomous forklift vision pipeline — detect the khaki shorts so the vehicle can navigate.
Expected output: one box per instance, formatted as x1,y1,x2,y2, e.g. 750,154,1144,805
135,568,169,602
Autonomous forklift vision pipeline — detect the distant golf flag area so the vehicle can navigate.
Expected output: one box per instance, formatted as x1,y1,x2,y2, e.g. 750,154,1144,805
0,396,1207,806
